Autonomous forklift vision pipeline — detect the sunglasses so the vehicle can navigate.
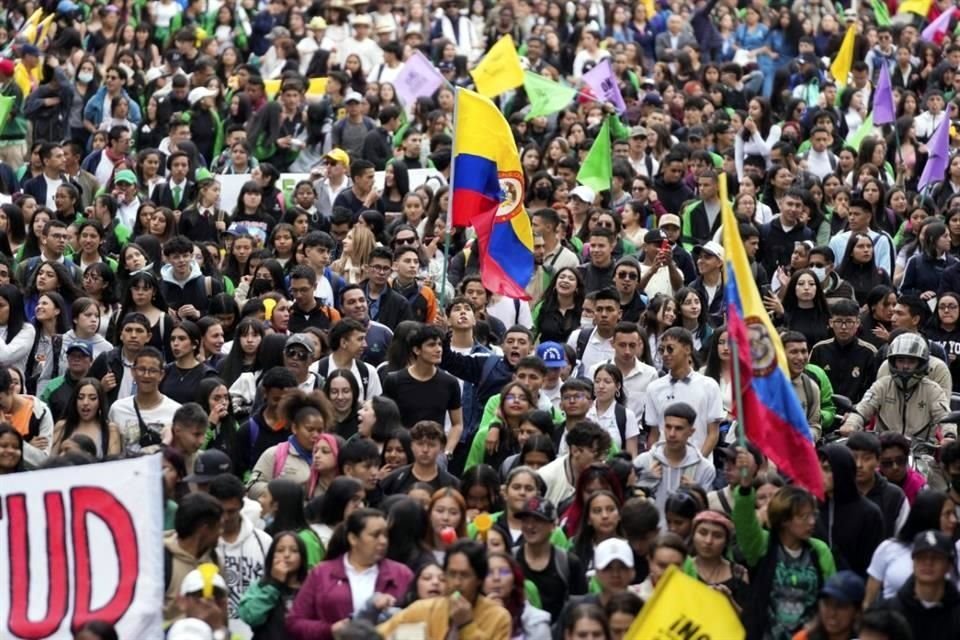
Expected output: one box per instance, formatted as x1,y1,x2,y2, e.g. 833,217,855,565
658,344,677,355
616,271,638,281
879,456,907,468
284,348,310,360
394,236,417,246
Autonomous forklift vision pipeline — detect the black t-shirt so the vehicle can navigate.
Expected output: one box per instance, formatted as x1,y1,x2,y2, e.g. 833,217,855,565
382,368,461,429
159,362,218,405
516,546,588,620
378,464,460,496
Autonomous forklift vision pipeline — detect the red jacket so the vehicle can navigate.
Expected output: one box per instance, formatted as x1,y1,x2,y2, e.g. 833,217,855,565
286,555,413,640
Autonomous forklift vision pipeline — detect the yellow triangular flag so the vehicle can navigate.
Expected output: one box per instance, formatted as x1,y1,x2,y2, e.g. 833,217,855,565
22,8,43,29
34,14,55,45
624,566,745,640
829,24,856,88
469,34,524,98
897,0,932,15
306,77,328,99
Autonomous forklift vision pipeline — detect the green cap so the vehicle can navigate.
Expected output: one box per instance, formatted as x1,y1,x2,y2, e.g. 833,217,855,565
195,167,214,183
114,169,138,185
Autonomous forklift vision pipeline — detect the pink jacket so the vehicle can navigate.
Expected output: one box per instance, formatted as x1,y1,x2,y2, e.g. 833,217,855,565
286,555,413,640
900,467,927,505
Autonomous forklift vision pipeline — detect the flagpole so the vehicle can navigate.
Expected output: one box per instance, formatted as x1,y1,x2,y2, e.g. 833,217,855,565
441,87,460,309
729,321,748,475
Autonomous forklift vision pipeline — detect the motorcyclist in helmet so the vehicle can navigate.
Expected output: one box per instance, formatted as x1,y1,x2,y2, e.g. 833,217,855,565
838,333,953,445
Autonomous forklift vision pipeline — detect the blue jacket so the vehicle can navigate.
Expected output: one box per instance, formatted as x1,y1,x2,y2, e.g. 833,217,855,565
82,87,142,128
441,344,512,435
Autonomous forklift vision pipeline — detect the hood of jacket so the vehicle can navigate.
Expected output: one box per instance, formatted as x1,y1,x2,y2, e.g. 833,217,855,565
822,444,859,504
164,530,200,564
219,515,269,557
649,441,705,469
161,261,203,287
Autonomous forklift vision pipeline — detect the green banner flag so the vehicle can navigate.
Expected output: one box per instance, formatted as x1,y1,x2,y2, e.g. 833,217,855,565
577,116,613,192
870,0,892,26
523,71,577,121
845,111,874,151
0,96,15,132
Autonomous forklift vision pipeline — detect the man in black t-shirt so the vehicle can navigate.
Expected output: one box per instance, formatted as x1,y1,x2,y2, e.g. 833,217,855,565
514,497,588,620
378,420,460,495
383,324,463,454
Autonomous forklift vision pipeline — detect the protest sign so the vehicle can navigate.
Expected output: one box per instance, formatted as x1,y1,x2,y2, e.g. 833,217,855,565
0,456,164,639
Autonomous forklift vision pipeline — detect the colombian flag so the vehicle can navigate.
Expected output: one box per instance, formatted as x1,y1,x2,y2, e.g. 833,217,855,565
451,88,534,299
720,174,824,498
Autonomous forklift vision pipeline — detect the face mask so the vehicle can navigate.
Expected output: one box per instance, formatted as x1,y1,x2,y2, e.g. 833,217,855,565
810,266,827,282
946,471,960,493
78,71,94,83
587,115,602,127
534,186,552,201
251,278,272,295
581,315,594,330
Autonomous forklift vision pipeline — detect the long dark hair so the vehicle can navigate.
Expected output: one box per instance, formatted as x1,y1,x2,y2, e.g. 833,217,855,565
60,378,111,455
218,317,266,387
259,531,308,586
781,268,829,316
325,507,386,561
313,476,364,527
896,489,952,543
382,495,430,565
195,377,237,446
264,479,309,536
0,284,26,341
703,326,729,381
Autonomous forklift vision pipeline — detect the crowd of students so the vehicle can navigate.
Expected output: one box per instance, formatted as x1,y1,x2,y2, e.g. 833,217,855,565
9,0,960,639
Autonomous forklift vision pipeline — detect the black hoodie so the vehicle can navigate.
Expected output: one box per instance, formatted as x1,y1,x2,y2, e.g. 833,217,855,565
864,472,908,539
815,445,885,577
878,577,960,640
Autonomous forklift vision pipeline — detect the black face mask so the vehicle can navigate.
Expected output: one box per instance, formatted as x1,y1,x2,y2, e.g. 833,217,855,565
951,473,960,494
251,278,272,296
534,186,553,201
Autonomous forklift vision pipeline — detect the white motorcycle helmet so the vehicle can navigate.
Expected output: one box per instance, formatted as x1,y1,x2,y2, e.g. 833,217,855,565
886,333,930,391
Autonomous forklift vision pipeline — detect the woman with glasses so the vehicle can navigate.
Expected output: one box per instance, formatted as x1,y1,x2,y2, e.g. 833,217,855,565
533,267,584,344
925,292,960,392
472,381,536,472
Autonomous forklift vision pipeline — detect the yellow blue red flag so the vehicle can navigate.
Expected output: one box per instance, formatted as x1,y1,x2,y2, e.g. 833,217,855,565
451,88,533,299
720,174,824,498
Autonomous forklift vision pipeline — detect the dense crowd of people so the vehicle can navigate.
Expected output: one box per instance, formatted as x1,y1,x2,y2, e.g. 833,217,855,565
8,0,960,639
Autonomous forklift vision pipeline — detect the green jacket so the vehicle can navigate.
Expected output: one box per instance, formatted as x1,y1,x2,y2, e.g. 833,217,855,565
464,393,564,471
732,486,835,575
237,580,283,628
805,363,836,432
297,528,325,568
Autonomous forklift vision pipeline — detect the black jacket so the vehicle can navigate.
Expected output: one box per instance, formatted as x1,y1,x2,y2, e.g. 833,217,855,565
809,337,878,403
89,347,126,405
814,445,885,577
577,262,615,294
365,285,414,331
758,217,815,276
877,578,960,640
652,175,694,217
864,473,907,539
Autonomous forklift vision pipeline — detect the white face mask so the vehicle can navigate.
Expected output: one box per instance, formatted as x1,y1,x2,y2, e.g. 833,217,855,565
810,266,827,282
581,315,594,330
78,71,94,83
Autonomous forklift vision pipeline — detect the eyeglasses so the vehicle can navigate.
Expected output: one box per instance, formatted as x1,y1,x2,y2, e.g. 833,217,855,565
830,318,857,326
285,348,309,361
659,344,677,355
941,303,960,310
616,271,638,281
134,366,162,376
504,394,526,402
369,264,392,273
83,272,103,281
490,567,513,578
879,456,907,468
562,393,590,402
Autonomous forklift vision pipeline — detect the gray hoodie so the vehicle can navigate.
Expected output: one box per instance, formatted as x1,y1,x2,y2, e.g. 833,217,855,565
633,442,716,514
57,330,112,375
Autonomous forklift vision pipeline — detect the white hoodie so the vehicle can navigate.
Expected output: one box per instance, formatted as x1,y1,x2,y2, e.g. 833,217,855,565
633,442,716,516
217,516,272,620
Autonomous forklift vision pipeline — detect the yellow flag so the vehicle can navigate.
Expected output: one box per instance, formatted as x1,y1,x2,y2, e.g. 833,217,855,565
34,14,55,44
829,24,856,88
624,566,745,640
306,77,328,99
897,0,932,15
264,79,282,99
469,34,524,98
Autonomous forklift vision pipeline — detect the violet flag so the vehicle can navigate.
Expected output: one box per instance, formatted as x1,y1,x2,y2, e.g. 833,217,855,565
582,59,626,114
922,7,955,42
873,61,896,125
393,51,445,108
919,114,951,192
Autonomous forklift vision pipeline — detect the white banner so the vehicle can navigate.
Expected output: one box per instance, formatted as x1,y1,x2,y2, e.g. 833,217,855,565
0,456,164,639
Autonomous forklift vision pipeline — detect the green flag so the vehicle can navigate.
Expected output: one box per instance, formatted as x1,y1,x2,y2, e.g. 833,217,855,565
845,111,875,151
0,96,14,132
523,71,577,121
577,116,613,192
870,0,891,26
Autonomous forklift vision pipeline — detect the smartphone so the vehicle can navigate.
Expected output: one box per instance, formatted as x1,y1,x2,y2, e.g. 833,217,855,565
660,239,670,252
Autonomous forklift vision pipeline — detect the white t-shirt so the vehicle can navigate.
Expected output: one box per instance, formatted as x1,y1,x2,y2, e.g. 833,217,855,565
109,394,182,454
44,176,63,210
644,371,725,451
867,539,914,600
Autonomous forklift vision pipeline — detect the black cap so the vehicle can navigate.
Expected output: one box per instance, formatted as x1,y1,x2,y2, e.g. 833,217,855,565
516,497,557,522
185,449,232,483
912,530,955,559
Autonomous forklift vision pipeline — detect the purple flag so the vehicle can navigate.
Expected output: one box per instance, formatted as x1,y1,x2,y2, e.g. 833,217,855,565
873,60,896,125
922,7,955,42
919,114,951,191
582,58,626,114
394,51,445,108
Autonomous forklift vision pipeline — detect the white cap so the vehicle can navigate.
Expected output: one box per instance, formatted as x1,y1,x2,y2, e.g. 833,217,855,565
179,566,228,596
570,185,595,203
694,240,725,261
188,86,217,106
593,538,634,570
167,618,214,640
144,66,166,85
344,90,364,104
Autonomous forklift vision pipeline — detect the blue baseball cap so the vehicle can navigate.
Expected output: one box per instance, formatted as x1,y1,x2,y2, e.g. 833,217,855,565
66,340,94,358
536,341,567,368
